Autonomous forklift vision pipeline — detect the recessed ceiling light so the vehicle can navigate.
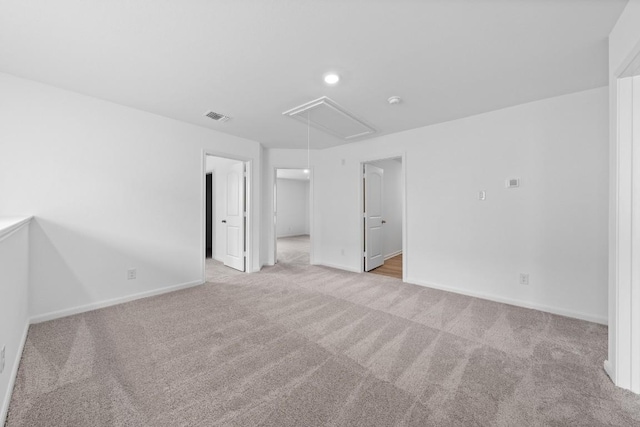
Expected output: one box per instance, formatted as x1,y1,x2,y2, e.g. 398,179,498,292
303,169,310,174
324,73,340,85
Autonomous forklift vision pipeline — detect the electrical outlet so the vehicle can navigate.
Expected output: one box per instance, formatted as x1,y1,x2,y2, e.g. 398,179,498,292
519,273,529,286
127,268,137,280
1,345,5,374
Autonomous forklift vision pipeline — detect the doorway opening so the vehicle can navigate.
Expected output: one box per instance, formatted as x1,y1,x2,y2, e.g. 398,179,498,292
274,168,312,266
361,156,405,280
204,154,250,279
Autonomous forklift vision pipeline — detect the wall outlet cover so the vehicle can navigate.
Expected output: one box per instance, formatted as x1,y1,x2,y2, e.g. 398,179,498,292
519,273,529,285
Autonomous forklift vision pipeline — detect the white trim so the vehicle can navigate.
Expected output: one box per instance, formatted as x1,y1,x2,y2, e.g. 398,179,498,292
608,69,640,393
604,360,614,383
406,276,608,325
608,17,640,394
282,96,376,140
30,279,204,324
0,321,29,427
616,33,640,79
384,250,402,260
317,261,361,273
0,216,32,243
276,233,311,239
631,76,640,393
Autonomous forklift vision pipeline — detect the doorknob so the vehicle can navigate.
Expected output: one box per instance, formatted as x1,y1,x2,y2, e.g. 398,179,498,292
222,220,227,223
382,220,386,224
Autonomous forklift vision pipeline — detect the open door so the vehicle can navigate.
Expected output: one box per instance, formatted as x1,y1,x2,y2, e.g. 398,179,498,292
364,164,384,271
224,162,245,271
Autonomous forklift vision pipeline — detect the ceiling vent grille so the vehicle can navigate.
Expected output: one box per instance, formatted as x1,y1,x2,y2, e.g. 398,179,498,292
283,96,376,140
204,110,230,122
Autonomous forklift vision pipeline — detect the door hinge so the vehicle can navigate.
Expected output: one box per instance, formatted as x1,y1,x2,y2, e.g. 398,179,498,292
243,251,247,257
363,251,367,257
243,212,247,217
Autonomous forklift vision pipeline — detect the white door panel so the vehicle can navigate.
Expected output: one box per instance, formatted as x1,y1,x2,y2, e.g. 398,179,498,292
224,162,245,271
227,227,240,257
365,164,384,271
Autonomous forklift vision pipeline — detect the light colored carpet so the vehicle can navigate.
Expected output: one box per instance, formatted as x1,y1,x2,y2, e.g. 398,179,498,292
277,235,310,266
6,255,640,425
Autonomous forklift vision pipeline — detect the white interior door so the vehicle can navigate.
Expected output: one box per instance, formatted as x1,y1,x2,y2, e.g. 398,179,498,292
224,162,245,271
365,164,384,271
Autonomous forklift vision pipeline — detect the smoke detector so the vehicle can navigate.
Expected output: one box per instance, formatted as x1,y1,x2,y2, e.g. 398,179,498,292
388,96,402,105
204,110,230,122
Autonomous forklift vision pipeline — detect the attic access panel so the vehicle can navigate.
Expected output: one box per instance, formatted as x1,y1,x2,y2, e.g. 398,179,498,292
283,96,376,140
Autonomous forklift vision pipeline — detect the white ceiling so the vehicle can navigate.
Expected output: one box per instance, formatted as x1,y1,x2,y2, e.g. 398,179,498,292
277,169,310,181
0,0,626,150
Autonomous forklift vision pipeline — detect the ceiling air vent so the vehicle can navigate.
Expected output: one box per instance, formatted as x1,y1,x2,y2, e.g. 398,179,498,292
204,110,230,122
283,96,376,140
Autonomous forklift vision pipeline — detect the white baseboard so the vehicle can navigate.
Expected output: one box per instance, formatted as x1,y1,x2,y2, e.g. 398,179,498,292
30,279,204,324
0,320,29,426
277,233,310,238
405,276,607,325
384,250,402,260
604,360,614,383
316,261,361,273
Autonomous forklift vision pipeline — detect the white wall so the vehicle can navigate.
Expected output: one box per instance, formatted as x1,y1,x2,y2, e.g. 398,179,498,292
313,87,609,323
0,220,30,425
609,0,640,76
0,72,262,320
276,178,309,237
369,158,403,258
607,0,640,393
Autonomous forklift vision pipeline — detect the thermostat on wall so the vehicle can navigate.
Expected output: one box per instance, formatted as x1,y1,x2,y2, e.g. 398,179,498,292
506,178,520,188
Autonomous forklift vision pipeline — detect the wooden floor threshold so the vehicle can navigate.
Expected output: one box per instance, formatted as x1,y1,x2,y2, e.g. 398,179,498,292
368,254,402,279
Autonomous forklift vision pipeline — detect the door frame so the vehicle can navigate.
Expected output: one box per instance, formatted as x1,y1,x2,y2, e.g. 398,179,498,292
358,153,407,281
201,150,253,281
272,167,314,264
607,45,640,393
